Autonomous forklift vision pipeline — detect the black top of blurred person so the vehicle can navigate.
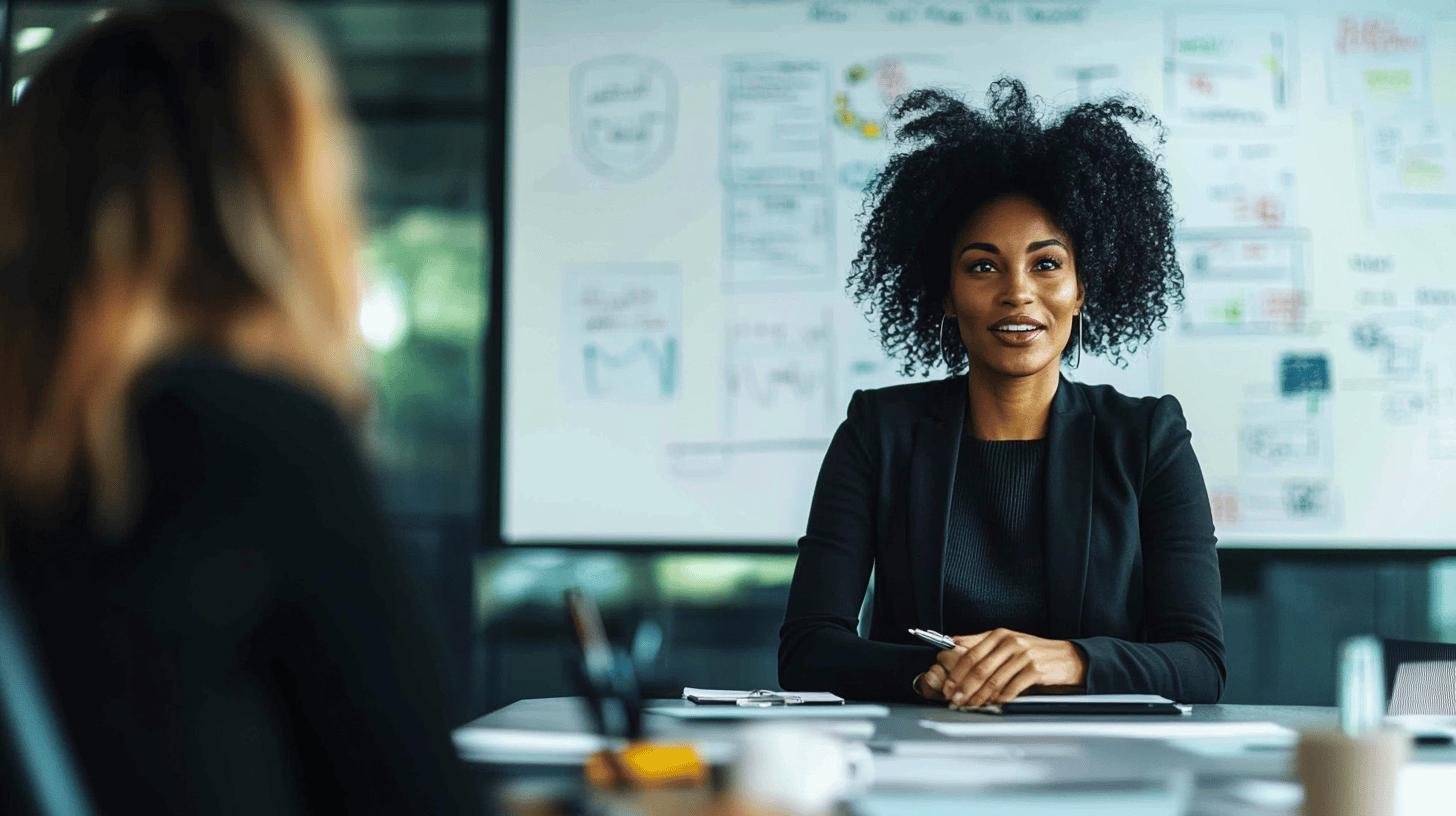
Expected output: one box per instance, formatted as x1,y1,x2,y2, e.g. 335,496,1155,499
5,351,482,814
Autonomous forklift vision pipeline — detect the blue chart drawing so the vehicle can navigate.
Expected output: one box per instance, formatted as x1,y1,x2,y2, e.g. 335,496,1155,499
562,263,682,404
583,337,678,400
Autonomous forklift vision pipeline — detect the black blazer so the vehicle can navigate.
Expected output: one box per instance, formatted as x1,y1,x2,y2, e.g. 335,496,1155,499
778,375,1226,704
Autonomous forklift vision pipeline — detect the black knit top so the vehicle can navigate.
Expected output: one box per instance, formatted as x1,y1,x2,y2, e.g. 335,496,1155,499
942,432,1049,636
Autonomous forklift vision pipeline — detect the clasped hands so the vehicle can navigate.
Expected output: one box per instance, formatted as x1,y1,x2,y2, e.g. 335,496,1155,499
914,628,1087,709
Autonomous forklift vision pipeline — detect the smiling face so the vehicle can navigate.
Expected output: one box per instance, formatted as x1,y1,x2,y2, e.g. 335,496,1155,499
945,195,1084,379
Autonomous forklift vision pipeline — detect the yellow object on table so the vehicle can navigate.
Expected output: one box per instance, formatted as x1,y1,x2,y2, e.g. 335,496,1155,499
584,742,708,789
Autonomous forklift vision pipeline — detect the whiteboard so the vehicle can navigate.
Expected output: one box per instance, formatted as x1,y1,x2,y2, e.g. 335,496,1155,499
503,0,1456,547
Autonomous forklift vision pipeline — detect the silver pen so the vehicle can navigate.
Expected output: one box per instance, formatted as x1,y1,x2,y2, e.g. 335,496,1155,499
908,628,957,649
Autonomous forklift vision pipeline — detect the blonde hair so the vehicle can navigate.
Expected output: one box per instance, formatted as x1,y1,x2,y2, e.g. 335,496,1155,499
0,5,366,533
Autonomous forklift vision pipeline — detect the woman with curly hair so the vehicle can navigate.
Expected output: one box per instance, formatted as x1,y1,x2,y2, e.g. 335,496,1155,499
778,79,1225,706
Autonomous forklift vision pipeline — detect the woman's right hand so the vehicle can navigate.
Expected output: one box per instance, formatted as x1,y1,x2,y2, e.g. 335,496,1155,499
914,663,949,701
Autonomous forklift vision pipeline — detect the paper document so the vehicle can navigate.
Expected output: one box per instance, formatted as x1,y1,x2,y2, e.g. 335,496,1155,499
872,756,1053,788
681,687,844,705
653,704,888,720
922,720,1295,740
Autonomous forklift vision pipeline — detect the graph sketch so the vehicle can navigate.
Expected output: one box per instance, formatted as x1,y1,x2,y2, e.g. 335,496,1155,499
723,300,836,443
570,56,677,180
562,264,682,402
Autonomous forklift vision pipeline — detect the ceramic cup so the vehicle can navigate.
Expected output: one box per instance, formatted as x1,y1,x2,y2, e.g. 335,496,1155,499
730,723,874,815
1294,728,1410,816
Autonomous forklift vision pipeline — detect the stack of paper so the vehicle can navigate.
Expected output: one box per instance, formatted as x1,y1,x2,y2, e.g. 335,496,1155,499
681,687,845,705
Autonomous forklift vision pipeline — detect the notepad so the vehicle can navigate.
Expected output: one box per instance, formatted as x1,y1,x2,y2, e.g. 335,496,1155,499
922,720,1294,740
680,687,846,705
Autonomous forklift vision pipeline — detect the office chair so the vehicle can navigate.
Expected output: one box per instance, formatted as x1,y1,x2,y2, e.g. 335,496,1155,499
0,567,95,816
1382,637,1456,716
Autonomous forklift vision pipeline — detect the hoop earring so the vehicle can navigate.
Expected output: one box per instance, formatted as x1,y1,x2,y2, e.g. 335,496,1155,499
939,314,958,370
1073,312,1083,368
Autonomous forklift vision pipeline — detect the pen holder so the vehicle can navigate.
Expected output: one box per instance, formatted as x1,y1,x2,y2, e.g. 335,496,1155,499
585,741,708,789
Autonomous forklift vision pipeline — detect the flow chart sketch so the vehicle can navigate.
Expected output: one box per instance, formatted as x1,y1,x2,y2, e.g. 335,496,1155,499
1210,476,1341,534
1173,140,1297,230
1346,307,1456,447
1364,116,1456,223
722,57,831,187
561,264,682,403
723,301,836,444
1212,391,1341,534
1240,394,1333,476
1166,11,1293,126
1350,311,1426,382
1178,230,1308,333
570,56,677,180
723,188,834,290
1326,15,1430,111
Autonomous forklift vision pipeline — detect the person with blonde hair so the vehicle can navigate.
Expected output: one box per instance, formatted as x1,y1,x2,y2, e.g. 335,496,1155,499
0,6,478,812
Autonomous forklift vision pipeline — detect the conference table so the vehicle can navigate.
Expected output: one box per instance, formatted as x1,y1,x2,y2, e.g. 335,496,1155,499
455,697,1456,814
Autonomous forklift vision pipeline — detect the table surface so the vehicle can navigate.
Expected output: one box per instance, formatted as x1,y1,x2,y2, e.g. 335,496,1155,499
457,697,1456,814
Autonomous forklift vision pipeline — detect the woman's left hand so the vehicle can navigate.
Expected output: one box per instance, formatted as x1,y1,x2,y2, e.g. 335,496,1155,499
936,628,1087,708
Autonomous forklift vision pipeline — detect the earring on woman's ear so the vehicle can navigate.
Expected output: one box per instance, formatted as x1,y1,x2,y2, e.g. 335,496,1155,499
939,314,958,370
1073,311,1083,369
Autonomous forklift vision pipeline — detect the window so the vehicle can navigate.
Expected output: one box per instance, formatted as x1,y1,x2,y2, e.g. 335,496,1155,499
5,1,492,536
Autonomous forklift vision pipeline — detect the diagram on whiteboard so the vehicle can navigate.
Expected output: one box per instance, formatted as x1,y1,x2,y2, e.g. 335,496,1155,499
510,0,1456,545
1326,15,1430,111
1364,116,1456,223
570,56,677,180
1212,386,1341,533
561,264,682,403
722,57,831,186
1347,306,1456,457
830,54,962,194
724,299,836,443
723,188,835,290
1165,10,1293,125
1178,230,1309,333
1173,139,1297,230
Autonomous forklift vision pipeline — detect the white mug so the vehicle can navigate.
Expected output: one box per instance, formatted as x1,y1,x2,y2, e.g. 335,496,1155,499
730,723,875,815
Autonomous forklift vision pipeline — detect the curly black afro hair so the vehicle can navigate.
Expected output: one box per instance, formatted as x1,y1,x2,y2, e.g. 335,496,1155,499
850,77,1182,375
